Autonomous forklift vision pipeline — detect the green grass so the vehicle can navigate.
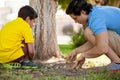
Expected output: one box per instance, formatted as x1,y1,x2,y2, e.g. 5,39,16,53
0,44,120,80
0,69,33,80
39,71,120,80
59,44,74,56
1,68,120,80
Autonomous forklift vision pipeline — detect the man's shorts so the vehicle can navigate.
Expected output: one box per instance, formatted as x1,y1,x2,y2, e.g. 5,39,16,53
108,30,120,57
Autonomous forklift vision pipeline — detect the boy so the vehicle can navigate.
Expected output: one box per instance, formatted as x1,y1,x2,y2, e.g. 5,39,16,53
66,0,120,71
0,5,38,68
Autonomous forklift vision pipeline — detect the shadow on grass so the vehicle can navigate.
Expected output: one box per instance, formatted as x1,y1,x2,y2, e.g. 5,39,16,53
1,63,120,80
0,44,120,80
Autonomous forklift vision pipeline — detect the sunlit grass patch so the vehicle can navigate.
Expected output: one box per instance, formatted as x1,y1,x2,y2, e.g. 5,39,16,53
59,44,74,56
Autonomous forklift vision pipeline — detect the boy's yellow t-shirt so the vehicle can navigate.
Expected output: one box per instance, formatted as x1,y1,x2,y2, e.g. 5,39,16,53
0,17,34,63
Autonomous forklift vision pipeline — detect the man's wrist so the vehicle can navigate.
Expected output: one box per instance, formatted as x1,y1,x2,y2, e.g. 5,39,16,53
74,48,78,55
80,54,85,59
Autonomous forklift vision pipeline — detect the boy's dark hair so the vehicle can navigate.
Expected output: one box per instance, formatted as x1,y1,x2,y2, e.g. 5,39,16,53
18,5,38,20
66,0,93,15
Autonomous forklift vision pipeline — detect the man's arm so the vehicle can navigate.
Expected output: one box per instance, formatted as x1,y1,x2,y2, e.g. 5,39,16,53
68,41,93,61
81,31,109,58
75,41,93,54
73,31,109,68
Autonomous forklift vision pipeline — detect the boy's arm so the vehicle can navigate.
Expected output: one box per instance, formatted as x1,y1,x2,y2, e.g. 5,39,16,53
27,43,34,59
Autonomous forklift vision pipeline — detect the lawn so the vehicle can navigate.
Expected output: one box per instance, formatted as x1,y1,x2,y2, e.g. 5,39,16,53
0,67,120,80
59,44,74,56
0,44,120,80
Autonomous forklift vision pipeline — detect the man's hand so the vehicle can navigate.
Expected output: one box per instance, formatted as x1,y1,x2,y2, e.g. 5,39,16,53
67,49,77,62
72,56,85,69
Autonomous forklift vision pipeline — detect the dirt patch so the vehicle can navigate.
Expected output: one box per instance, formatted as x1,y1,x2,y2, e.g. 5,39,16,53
34,60,100,77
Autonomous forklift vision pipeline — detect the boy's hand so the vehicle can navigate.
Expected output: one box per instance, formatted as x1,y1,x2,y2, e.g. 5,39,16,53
67,49,77,62
72,56,85,69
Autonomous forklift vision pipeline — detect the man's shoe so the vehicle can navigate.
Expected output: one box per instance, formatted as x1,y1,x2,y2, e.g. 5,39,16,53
106,62,120,72
96,62,120,72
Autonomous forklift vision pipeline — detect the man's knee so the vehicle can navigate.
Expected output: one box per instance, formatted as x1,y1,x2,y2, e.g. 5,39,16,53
84,27,94,39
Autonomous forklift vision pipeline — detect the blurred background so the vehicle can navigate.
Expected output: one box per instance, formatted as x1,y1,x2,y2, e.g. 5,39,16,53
0,0,83,45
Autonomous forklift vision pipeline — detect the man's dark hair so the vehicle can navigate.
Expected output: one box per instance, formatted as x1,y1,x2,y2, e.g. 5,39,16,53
66,0,93,15
18,5,38,20
101,0,109,5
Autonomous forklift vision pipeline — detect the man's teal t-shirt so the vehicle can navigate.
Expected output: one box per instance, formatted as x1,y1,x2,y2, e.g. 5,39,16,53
87,6,120,35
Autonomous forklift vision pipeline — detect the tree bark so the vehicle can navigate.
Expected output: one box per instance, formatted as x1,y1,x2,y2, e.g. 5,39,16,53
30,0,61,60
109,0,120,7
113,0,120,7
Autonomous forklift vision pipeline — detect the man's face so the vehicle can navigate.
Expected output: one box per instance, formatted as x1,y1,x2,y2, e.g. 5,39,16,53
70,10,88,25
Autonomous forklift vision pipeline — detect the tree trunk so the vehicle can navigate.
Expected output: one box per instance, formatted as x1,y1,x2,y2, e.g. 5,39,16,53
109,0,120,7
29,0,62,60
113,0,120,7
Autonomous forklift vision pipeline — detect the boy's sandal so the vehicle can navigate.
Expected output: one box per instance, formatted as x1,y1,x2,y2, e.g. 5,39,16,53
2,62,21,69
21,66,38,69
21,61,38,69
20,61,41,69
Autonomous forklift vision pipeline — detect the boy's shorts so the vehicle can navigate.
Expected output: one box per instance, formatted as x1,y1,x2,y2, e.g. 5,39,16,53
11,43,28,62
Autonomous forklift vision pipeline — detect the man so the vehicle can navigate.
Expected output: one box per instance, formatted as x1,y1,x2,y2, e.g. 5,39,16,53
66,0,120,70
95,0,109,5
0,5,38,68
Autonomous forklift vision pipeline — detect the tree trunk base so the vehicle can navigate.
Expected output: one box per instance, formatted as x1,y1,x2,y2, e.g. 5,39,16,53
34,57,66,65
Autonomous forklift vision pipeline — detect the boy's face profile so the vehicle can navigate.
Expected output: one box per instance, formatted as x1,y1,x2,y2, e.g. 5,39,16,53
70,10,88,25
25,16,37,27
